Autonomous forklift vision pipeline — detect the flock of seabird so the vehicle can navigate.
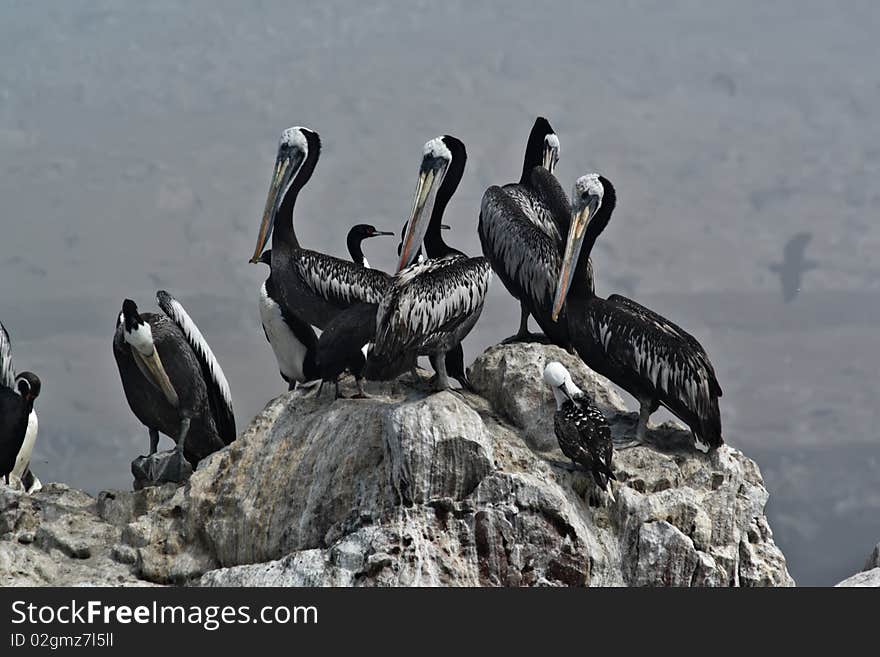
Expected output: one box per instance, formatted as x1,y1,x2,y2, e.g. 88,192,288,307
0,116,724,501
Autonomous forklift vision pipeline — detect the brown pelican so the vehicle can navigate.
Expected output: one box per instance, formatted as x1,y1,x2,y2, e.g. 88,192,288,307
479,117,577,345
113,291,236,466
0,322,40,487
367,136,492,391
249,127,390,330
551,174,723,451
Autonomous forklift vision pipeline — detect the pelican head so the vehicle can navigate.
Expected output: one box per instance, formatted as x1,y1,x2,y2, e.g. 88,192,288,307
543,132,560,173
551,174,614,321
397,135,465,271
14,372,40,403
543,361,583,408
523,117,560,181
249,126,320,263
120,299,179,407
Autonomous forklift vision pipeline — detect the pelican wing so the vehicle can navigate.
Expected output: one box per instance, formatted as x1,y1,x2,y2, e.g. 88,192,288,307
296,249,390,307
480,186,560,313
607,294,722,396
0,321,15,391
157,291,236,445
374,256,492,357
588,298,722,446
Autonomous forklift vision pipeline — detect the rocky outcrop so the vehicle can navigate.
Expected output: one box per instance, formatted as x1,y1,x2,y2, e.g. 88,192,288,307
835,542,880,587
0,343,794,587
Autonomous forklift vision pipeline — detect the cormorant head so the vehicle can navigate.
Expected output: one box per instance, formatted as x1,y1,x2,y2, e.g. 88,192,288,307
15,372,40,403
249,126,321,263
349,224,395,242
551,174,616,321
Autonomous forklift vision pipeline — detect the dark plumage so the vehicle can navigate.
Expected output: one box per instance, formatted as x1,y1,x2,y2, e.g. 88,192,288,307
316,302,376,398
113,293,236,465
552,175,723,451
249,127,390,331
479,117,579,346
0,322,40,486
544,362,614,497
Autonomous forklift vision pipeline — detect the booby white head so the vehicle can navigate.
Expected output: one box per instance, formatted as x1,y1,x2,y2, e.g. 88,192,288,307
543,361,583,409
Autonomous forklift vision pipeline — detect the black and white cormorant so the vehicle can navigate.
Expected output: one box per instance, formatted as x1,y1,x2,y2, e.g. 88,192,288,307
367,135,492,391
249,127,390,330
0,322,40,488
113,292,236,466
479,117,579,345
258,224,392,390
543,362,615,499
551,174,723,451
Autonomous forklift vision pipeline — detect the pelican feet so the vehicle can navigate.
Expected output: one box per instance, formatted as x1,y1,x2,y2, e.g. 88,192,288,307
500,331,552,345
131,447,193,490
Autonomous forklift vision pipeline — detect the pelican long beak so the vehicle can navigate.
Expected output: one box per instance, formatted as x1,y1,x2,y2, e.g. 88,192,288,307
543,143,559,174
551,200,597,321
249,155,292,263
398,166,440,271
135,348,180,408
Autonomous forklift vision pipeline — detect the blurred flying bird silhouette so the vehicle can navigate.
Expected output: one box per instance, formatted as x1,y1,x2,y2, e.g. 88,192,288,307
769,232,817,302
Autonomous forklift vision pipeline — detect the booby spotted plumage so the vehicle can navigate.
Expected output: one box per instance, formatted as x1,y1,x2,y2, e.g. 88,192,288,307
479,117,578,346
0,322,41,488
367,136,492,391
543,362,615,498
551,174,723,451
113,292,236,465
249,127,390,330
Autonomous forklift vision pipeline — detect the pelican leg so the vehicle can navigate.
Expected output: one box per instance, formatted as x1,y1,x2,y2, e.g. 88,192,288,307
149,429,160,456
176,417,191,453
501,305,550,344
288,380,297,392
431,351,451,392
334,379,346,399
314,380,325,398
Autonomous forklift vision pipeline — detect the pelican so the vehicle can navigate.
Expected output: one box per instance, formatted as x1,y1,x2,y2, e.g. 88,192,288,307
0,322,40,488
479,117,577,345
543,362,615,499
257,224,391,390
367,135,492,391
113,291,236,466
249,127,390,330
551,175,723,451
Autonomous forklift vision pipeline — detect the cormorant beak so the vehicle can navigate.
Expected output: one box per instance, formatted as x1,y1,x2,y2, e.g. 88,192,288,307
398,158,446,271
135,348,180,408
370,229,395,238
249,152,297,263
441,224,451,231
551,197,599,321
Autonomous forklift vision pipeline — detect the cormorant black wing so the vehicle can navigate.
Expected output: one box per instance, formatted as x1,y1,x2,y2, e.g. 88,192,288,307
157,291,236,445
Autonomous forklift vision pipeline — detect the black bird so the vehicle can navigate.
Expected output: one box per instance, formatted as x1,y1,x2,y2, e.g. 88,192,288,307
367,136,492,391
552,174,723,451
113,292,236,466
257,250,320,391
258,225,391,390
0,322,41,487
249,127,390,330
316,302,377,399
479,117,577,345
543,362,614,499
769,232,816,303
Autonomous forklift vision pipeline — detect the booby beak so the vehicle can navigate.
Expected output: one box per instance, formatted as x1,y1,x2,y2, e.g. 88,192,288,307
249,152,297,263
134,348,180,408
397,158,446,271
551,197,599,321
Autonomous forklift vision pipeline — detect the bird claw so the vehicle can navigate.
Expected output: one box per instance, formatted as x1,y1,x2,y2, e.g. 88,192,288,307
613,437,642,450
501,332,551,345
